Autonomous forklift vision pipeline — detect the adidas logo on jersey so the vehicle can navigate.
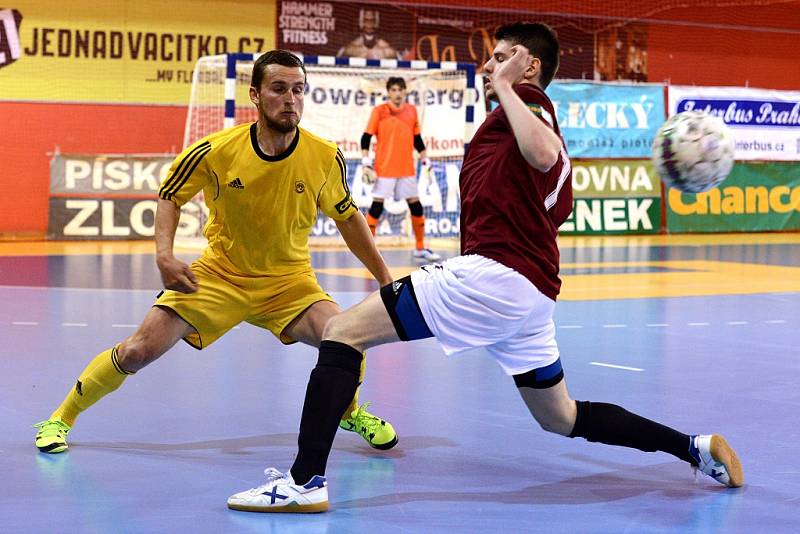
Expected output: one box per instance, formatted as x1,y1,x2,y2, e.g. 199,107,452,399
392,281,403,294
228,177,245,189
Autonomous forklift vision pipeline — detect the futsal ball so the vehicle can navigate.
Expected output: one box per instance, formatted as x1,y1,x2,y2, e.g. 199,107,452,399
651,111,735,193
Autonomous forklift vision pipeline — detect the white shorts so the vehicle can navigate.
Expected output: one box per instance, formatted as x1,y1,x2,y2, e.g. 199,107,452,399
410,254,559,375
371,176,418,201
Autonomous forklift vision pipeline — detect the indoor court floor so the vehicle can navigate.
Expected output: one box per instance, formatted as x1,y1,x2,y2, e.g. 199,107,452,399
2,233,799,533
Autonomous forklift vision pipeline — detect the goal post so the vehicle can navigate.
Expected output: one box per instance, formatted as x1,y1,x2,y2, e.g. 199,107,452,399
179,52,480,248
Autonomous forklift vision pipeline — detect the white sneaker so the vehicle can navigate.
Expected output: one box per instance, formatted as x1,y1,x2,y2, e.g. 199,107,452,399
227,467,329,513
412,248,441,262
689,434,744,487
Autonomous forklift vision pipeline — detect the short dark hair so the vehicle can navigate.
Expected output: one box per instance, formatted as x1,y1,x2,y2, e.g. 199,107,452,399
386,77,406,91
495,22,560,89
252,50,306,89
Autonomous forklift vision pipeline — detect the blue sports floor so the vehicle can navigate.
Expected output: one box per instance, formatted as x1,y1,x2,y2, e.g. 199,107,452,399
2,234,799,533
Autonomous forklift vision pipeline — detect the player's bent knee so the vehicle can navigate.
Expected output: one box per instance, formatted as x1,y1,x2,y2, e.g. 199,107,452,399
514,359,574,435
321,313,349,343
117,337,161,372
116,343,147,373
535,418,562,435
531,407,574,436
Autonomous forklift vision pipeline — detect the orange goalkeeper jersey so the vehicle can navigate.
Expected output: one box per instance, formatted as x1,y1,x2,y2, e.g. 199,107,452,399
365,102,420,178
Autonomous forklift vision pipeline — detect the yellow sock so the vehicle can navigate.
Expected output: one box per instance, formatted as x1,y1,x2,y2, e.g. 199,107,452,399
342,352,367,420
50,345,134,426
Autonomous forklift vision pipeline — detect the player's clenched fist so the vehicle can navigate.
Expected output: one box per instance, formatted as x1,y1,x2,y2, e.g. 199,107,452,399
156,255,199,293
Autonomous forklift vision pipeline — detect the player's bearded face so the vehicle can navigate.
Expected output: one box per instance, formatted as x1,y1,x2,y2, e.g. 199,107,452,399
255,65,306,133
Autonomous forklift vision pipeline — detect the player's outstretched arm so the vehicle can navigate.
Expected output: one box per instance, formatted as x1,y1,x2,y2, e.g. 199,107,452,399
336,211,393,286
490,44,562,172
154,198,198,293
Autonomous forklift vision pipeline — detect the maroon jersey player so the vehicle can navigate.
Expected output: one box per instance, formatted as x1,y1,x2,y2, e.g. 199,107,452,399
228,22,743,513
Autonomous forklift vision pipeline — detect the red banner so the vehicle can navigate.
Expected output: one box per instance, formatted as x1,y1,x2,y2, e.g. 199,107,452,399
277,1,596,78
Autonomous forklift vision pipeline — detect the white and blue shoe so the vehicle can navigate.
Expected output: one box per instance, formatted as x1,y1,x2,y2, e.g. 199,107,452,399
689,434,744,487
228,467,329,513
413,248,441,262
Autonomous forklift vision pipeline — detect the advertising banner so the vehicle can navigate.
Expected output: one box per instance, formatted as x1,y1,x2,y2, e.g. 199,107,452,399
666,162,800,232
48,153,460,240
560,159,662,234
48,154,205,240
0,1,275,104
547,82,666,158
669,86,800,161
49,155,670,240
277,1,595,79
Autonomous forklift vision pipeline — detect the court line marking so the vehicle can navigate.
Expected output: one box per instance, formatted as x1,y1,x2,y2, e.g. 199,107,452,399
688,322,710,326
12,321,38,326
62,322,88,327
602,324,627,328
765,319,786,324
111,324,138,328
646,323,669,327
727,321,749,325
558,325,583,329
589,362,644,372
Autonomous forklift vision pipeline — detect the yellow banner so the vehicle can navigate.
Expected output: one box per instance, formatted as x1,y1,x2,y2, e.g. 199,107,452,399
0,0,276,104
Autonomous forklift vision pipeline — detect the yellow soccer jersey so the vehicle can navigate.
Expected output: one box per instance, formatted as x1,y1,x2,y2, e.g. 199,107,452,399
159,123,357,276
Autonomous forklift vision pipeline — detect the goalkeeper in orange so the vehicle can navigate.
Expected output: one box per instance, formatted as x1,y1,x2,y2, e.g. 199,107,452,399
33,50,398,454
361,77,441,262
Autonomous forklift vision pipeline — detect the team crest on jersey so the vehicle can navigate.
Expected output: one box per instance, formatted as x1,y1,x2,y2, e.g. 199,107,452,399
295,181,305,193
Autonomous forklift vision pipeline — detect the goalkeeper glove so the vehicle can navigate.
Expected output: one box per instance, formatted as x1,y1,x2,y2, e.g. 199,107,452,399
361,156,376,185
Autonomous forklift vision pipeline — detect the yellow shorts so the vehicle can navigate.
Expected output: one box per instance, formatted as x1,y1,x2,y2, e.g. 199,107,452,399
154,257,334,349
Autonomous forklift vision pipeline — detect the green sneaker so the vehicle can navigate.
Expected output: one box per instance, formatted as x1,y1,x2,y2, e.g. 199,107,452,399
34,417,71,453
339,402,398,450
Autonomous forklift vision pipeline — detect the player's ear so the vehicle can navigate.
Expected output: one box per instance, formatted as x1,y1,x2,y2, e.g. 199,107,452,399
525,57,541,82
249,85,259,106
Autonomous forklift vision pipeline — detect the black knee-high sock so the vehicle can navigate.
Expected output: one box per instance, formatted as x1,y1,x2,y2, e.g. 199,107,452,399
569,401,695,465
290,341,363,485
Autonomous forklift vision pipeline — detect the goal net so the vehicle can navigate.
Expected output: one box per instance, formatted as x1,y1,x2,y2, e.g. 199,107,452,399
179,53,479,248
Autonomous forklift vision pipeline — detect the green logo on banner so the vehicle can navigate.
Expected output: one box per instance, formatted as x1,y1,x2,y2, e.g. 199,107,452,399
560,159,662,234
666,162,800,232
561,198,661,234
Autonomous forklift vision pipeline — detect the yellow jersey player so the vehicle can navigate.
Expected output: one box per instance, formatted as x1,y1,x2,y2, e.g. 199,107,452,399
361,77,441,263
34,50,398,454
